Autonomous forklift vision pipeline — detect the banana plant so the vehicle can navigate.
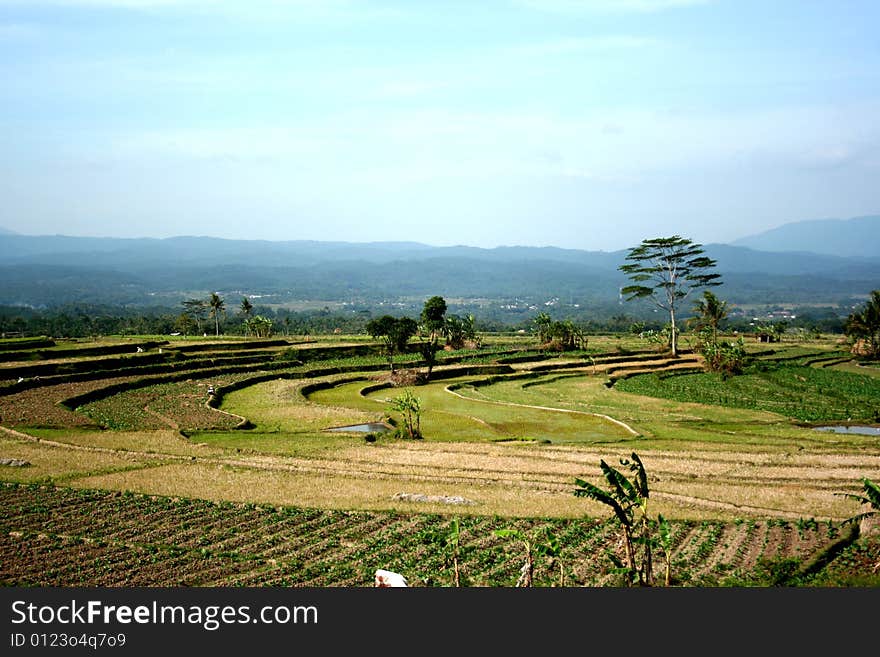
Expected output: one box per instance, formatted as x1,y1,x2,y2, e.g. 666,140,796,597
574,452,655,586
494,529,534,587
836,477,880,527
835,478,880,573
535,528,565,587
444,517,462,587
494,526,566,587
657,514,672,587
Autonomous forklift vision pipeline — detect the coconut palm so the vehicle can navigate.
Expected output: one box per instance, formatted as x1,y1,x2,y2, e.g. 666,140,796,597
240,297,254,336
691,290,728,346
240,296,253,318
208,292,225,336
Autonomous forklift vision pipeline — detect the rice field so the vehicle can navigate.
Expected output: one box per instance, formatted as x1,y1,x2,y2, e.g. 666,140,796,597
1,335,878,586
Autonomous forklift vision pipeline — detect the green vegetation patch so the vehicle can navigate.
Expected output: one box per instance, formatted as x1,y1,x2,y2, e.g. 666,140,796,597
616,365,880,422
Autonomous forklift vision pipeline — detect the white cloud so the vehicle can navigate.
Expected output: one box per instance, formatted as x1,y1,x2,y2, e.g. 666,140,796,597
514,0,710,13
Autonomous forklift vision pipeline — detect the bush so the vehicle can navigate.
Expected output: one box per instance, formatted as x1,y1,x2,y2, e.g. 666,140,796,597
695,328,747,377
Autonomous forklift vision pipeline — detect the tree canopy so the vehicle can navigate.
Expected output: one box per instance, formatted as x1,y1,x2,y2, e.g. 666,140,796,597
420,296,447,342
418,296,448,380
366,315,419,372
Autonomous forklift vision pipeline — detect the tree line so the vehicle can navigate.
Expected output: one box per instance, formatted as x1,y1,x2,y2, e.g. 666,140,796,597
1,301,851,342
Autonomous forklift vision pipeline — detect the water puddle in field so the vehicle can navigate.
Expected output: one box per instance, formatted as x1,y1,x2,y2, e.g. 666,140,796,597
812,425,880,436
324,422,393,434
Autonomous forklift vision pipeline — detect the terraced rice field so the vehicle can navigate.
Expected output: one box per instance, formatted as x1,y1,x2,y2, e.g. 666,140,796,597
1,336,878,586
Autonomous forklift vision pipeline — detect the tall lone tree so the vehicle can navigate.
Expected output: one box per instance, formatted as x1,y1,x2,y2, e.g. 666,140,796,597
419,296,447,381
619,236,721,357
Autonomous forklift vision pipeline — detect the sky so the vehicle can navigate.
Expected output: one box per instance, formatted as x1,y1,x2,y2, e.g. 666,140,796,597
1,0,879,251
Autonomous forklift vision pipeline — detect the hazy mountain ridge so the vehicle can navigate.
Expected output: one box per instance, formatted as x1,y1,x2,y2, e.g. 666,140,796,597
0,233,877,310
731,215,880,257
0,234,622,269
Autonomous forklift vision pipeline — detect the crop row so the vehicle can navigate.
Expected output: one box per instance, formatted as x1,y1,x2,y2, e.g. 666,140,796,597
0,483,847,587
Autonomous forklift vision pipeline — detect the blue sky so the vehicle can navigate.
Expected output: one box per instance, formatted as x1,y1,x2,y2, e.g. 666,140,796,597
1,0,878,250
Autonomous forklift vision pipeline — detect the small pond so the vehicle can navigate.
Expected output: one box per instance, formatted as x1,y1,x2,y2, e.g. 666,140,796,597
812,425,880,436
324,422,393,434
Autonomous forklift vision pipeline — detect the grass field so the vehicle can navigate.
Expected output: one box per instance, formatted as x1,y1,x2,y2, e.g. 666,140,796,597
1,333,878,586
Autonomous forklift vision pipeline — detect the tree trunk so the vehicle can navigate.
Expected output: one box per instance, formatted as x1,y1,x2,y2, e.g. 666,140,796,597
623,527,637,585
669,306,677,357
516,544,533,587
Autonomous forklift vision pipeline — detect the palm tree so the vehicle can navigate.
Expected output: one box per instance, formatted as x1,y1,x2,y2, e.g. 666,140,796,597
691,290,728,345
240,297,254,336
208,292,225,336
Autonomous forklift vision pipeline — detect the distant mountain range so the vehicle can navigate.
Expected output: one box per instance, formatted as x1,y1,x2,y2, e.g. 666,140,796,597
0,215,877,313
732,215,880,258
